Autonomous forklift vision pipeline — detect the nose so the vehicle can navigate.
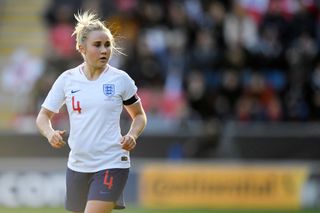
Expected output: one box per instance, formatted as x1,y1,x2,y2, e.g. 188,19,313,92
101,46,107,54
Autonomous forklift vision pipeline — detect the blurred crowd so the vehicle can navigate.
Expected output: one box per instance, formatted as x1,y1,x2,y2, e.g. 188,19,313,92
29,0,320,128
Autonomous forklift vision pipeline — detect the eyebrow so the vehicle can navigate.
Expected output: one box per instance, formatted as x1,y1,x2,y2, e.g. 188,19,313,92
92,40,110,43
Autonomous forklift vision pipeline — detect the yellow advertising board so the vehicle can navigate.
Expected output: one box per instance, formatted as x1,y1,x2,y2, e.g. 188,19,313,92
139,164,308,209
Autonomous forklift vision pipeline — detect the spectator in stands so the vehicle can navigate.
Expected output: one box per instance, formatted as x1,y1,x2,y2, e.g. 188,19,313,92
215,68,241,119
224,0,258,52
36,11,146,213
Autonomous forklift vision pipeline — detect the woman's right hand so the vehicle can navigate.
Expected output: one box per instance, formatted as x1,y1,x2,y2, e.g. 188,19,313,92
47,130,66,149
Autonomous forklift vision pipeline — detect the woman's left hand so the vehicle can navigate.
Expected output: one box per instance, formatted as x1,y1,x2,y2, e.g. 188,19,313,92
120,135,136,151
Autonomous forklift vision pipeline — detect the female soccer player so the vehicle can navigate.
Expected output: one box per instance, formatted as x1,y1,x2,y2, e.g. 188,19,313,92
36,11,147,213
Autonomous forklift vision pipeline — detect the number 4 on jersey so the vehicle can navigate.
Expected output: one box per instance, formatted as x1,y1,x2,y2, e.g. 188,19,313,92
72,96,82,113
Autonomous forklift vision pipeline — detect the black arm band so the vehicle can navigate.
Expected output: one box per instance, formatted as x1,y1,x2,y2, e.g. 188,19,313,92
123,94,139,105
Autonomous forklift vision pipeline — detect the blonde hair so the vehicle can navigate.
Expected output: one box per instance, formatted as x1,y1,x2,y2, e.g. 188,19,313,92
72,11,120,54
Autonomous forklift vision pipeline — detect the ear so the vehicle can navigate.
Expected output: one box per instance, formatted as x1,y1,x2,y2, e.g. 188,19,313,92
78,44,86,54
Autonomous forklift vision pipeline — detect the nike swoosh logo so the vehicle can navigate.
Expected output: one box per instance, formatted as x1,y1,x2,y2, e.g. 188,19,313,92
71,89,80,94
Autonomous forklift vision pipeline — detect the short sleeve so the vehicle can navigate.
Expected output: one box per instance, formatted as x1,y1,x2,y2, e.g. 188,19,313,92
41,73,66,113
121,72,138,102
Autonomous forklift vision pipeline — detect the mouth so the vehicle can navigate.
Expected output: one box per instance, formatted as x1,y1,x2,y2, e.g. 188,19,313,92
99,57,107,61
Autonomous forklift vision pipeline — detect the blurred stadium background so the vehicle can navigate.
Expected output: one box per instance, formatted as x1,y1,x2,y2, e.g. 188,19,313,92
1,0,320,212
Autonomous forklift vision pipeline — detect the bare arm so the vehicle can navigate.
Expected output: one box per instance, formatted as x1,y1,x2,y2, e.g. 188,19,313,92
121,101,147,151
36,107,66,149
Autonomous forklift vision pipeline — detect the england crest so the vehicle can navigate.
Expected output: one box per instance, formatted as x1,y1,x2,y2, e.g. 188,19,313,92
103,84,115,96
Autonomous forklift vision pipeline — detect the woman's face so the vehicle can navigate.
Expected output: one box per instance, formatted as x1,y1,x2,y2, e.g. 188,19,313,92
81,30,112,70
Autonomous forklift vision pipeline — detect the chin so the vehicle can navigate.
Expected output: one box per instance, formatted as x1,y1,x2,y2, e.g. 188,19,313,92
97,61,107,67
99,61,108,66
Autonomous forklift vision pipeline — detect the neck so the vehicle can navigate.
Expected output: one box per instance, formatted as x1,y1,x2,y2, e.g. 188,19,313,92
83,64,107,80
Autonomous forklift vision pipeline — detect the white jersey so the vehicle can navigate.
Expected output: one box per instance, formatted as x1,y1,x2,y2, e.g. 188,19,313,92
42,64,138,172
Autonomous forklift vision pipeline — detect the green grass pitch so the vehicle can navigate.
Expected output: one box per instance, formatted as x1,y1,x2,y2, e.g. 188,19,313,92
0,207,319,213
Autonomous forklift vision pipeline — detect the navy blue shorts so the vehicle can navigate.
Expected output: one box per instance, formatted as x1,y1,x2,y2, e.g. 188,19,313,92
65,167,129,212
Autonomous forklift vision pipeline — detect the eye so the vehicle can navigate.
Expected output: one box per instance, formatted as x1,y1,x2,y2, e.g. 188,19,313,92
105,41,111,47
